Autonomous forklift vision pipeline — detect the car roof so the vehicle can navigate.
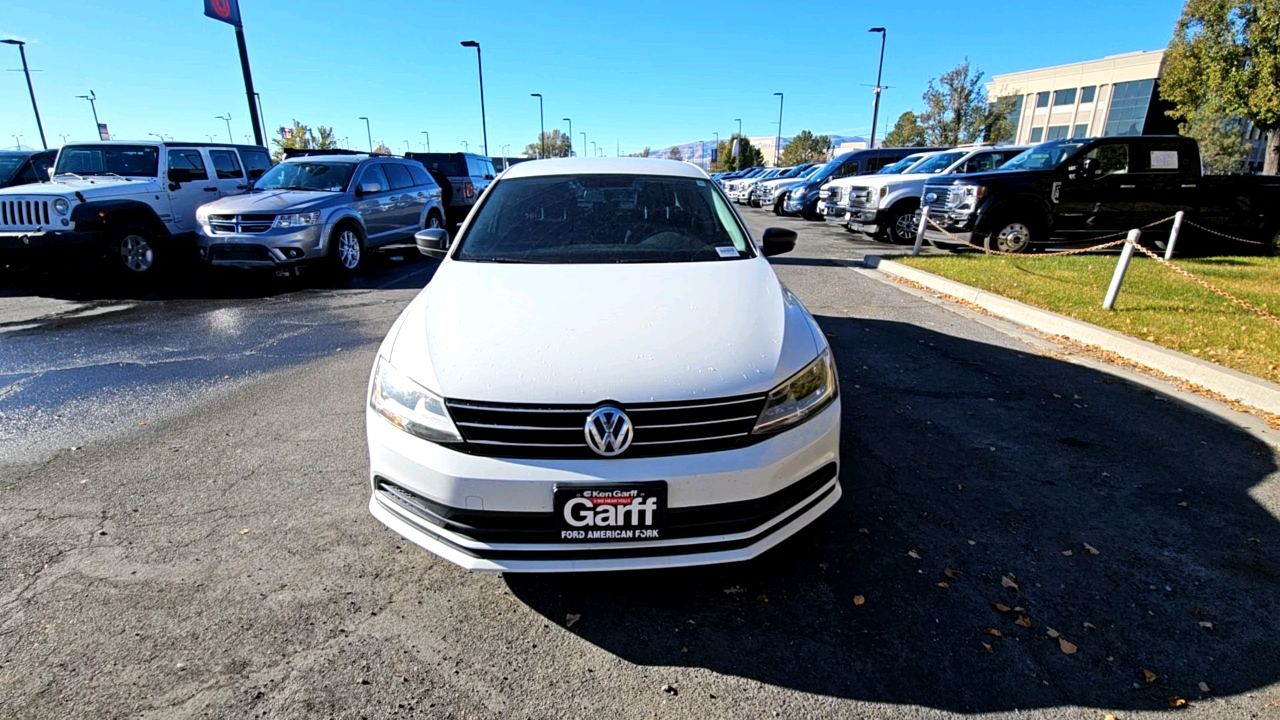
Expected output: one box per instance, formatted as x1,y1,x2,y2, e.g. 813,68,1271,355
281,154,373,164
501,157,708,180
61,140,269,151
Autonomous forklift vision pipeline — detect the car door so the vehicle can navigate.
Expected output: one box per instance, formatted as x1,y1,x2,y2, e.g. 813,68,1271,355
381,162,423,239
1129,138,1196,225
208,149,249,197
353,163,396,239
166,148,218,231
1054,140,1134,236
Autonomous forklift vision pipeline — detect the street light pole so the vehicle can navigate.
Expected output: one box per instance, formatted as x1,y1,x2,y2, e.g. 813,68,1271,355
461,141,469,152
216,114,233,143
76,90,101,139
563,118,572,156
713,131,719,168
868,27,887,150
773,93,784,166
359,117,372,153
530,93,544,158
255,92,267,143
580,132,586,160
591,141,597,158
735,118,742,138
404,140,411,153
2,39,47,149
460,41,489,156
421,131,430,152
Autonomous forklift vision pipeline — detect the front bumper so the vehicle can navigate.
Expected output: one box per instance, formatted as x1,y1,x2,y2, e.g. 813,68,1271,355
367,400,842,572
196,224,326,268
0,228,102,252
783,195,812,214
921,212,978,247
818,202,847,219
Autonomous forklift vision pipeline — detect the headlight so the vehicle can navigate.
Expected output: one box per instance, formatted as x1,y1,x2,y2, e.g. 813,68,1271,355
53,198,70,216
753,349,837,434
274,211,322,228
791,186,809,198
947,184,986,213
369,357,462,443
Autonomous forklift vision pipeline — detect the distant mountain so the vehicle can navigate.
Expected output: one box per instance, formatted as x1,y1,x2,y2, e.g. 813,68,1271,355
648,134,869,167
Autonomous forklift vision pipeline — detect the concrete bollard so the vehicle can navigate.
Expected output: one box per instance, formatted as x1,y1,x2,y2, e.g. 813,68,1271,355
1103,229,1142,310
912,207,930,257
1164,211,1185,261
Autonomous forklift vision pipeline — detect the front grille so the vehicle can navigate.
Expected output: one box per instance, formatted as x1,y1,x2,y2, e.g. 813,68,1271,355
444,394,769,459
827,187,843,203
846,187,872,208
208,214,276,234
208,243,274,262
0,198,51,230
922,185,950,216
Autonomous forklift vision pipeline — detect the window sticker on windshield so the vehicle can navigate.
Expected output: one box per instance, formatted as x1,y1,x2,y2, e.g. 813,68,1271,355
716,246,740,258
1150,151,1178,170
696,180,706,186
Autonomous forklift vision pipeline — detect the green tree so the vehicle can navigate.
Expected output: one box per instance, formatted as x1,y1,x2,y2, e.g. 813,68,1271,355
666,146,684,161
779,130,833,165
883,111,928,147
270,119,338,161
524,129,573,158
1180,110,1254,174
709,134,764,172
918,59,1008,146
1161,0,1280,174
983,95,1019,144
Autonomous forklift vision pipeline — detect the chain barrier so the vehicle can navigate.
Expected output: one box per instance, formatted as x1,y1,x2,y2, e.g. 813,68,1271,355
1182,219,1269,246
922,215,1178,258
1126,240,1280,326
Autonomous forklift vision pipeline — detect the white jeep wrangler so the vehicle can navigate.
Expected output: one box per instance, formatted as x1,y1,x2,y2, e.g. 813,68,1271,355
0,141,272,275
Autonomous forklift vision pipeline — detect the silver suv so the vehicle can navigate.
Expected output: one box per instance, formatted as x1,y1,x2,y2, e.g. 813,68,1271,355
195,154,445,274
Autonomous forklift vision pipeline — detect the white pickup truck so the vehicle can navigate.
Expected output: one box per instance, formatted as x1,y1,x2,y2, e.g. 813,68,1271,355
0,141,272,276
838,145,1026,243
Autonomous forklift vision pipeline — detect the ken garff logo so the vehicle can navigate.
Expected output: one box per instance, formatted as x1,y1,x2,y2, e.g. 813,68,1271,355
585,406,633,457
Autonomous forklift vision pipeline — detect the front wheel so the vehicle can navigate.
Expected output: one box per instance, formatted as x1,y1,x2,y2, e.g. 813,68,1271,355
425,211,444,230
329,223,365,275
1269,228,1280,257
987,219,1038,253
885,206,921,245
110,224,159,277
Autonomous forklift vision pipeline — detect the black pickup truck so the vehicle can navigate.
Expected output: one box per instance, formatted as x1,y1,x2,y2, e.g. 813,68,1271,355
921,136,1280,255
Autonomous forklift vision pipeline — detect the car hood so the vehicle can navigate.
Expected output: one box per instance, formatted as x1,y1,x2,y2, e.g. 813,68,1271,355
389,258,823,404
0,176,159,198
198,189,340,214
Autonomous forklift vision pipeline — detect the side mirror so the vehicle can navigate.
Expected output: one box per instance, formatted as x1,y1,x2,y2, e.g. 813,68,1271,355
483,174,494,180
1079,157,1099,178
760,227,797,257
356,182,381,196
168,168,192,186
415,228,451,259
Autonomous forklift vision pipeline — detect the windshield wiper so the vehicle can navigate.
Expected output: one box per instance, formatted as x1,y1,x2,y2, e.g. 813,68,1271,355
463,256,545,264
54,172,84,180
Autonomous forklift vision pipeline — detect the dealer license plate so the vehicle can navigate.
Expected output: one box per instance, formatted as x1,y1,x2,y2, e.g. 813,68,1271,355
554,482,667,542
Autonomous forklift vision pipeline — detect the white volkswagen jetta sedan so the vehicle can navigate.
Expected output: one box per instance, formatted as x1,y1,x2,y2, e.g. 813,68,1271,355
366,158,840,572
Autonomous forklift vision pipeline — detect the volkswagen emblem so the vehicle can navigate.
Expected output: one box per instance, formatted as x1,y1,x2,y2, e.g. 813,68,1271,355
584,406,633,457
924,192,938,203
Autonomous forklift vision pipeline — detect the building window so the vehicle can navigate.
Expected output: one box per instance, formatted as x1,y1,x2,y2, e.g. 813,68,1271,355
1035,91,1050,108
1005,95,1024,141
1104,79,1155,137
1072,124,1089,138
1053,89,1077,106
1080,86,1097,103
1046,125,1070,140
1030,127,1044,142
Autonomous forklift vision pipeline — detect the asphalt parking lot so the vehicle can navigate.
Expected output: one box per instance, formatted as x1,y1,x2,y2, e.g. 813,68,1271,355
2,209,1279,719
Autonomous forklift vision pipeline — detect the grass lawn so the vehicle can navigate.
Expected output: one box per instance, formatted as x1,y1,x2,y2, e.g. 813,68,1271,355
895,254,1280,385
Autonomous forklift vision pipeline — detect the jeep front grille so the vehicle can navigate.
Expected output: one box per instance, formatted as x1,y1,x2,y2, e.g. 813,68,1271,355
0,198,51,230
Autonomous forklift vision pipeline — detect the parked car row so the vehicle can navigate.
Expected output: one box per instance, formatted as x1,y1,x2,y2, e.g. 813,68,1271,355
715,137,1280,254
0,140,510,279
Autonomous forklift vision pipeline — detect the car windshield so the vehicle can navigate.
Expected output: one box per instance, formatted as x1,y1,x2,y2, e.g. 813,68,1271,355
455,174,755,264
253,161,357,192
1001,141,1089,171
875,155,927,174
0,154,26,184
907,151,968,175
54,145,159,177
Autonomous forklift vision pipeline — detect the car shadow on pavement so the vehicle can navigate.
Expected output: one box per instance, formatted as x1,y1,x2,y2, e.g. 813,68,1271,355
505,316,1280,714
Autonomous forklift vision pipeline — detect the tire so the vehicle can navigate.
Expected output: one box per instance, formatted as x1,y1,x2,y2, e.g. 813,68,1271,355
1269,228,1280,257
425,211,444,230
986,217,1039,254
772,198,784,215
110,224,159,277
884,205,921,245
329,222,365,275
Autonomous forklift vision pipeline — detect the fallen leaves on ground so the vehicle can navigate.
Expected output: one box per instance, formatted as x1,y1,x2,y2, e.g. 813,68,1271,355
858,528,869,535
1062,550,1074,557
818,562,829,571
986,628,1003,637
937,582,949,589
238,528,250,535
944,568,956,579
662,684,678,696
1001,574,1019,590
565,613,581,628
907,549,921,560
723,586,745,596
982,642,993,653
1084,543,1100,555
1047,628,1061,638
1083,622,1096,630
853,595,865,606
756,595,769,603
1169,697,1187,708
1015,615,1032,628
1198,682,1210,693
1199,621,1214,630
993,602,1011,613
1144,669,1158,684
1059,638,1078,654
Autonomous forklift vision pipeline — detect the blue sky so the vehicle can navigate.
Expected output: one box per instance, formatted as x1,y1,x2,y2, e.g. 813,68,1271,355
2,0,1183,155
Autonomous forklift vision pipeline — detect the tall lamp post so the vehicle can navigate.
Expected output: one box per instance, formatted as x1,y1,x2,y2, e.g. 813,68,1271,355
773,93,784,166
2,39,46,149
460,41,488,156
712,131,719,169
734,118,742,138
530,93,545,158
421,131,430,152
461,141,469,152
591,141,597,158
358,117,372,153
868,27,887,150
563,117,573,156
580,132,586,160
76,90,101,139
216,114,233,143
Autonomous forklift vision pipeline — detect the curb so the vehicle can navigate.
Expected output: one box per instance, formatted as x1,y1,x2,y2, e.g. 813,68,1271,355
867,256,1280,417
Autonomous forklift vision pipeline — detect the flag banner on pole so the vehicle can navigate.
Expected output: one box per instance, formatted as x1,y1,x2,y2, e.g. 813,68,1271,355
97,123,110,141
204,0,243,27
731,138,740,158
